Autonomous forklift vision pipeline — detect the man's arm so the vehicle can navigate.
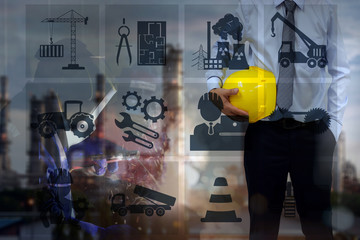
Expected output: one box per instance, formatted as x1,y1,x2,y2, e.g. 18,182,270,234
206,40,248,117
206,1,250,119
326,3,350,141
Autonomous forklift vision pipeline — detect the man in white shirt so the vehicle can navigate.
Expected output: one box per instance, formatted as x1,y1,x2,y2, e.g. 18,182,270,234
207,0,350,239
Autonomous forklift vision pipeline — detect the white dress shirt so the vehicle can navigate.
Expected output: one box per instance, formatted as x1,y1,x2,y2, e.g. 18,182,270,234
206,0,350,141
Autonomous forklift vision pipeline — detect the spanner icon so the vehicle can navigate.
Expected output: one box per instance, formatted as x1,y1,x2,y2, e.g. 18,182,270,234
114,112,159,139
122,130,153,149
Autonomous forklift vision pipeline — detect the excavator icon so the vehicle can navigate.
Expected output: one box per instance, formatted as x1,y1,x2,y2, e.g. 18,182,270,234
271,12,327,69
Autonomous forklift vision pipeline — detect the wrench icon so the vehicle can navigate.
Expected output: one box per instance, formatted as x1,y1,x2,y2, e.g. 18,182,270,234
122,130,153,149
114,112,159,139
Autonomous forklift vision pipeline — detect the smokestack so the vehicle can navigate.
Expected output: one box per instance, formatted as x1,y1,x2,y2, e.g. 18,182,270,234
96,74,105,102
43,90,62,166
0,76,8,100
0,76,10,172
0,76,20,190
162,45,183,155
207,21,211,59
94,74,105,139
27,95,44,186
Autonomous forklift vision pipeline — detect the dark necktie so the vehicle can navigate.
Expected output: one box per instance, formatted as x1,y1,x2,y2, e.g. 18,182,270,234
277,0,297,109
208,122,214,135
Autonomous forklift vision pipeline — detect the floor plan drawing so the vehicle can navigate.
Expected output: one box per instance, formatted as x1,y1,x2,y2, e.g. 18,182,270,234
137,21,166,65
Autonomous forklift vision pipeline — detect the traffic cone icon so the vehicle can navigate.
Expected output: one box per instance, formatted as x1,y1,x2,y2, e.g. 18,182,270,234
201,177,242,222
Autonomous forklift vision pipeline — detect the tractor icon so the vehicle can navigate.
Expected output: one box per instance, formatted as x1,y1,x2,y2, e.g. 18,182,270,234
34,100,95,138
31,89,117,147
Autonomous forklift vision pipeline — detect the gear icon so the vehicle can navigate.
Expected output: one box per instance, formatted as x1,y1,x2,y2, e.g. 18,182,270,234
268,108,292,121
38,120,57,138
141,96,168,122
122,91,142,110
70,113,95,138
304,108,331,134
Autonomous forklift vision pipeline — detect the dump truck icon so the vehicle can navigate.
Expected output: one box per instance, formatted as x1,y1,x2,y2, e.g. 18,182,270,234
111,185,176,217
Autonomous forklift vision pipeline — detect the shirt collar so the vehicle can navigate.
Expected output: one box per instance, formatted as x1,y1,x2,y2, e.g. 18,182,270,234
274,0,304,10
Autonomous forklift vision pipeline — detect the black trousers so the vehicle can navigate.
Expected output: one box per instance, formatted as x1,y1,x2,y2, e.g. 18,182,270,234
244,121,336,240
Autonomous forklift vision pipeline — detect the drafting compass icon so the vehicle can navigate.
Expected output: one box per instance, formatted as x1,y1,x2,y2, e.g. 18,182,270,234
116,18,132,65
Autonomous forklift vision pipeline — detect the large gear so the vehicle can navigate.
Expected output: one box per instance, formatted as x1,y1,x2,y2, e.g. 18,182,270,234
141,96,167,122
38,120,57,138
70,113,95,138
304,108,331,134
122,91,142,110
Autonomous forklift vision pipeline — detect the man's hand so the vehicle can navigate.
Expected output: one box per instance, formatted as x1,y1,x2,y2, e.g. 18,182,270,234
210,88,249,121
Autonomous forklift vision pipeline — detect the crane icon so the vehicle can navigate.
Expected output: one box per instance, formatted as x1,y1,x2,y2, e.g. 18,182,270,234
41,10,88,70
271,12,327,69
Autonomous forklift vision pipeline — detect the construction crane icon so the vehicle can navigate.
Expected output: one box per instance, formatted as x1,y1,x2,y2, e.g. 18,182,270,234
41,10,88,70
271,12,327,69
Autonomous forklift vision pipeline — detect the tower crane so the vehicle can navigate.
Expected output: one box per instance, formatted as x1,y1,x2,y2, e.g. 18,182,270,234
271,12,327,69
42,10,88,70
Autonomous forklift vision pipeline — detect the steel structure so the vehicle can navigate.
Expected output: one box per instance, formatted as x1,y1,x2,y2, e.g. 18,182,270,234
42,10,88,69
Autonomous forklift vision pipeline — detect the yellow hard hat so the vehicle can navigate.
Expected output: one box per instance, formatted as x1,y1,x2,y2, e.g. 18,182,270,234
223,66,276,123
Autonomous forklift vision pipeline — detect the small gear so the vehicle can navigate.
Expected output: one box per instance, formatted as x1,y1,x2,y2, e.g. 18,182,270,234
72,197,89,220
122,91,142,110
70,113,95,138
38,120,57,138
141,96,167,122
268,108,292,121
304,108,331,134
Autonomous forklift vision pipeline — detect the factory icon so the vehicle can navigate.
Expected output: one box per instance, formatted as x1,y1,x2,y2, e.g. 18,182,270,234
192,14,249,70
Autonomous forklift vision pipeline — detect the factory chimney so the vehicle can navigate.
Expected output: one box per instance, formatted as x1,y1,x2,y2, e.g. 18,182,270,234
162,45,183,155
27,95,45,186
93,74,105,139
0,76,11,172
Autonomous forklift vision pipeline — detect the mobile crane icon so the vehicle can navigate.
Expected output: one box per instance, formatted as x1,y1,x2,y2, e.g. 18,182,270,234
271,12,327,69
111,185,176,217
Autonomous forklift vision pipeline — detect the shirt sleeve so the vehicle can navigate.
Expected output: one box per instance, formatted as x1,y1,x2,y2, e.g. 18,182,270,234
205,40,227,92
326,3,350,141
206,0,250,92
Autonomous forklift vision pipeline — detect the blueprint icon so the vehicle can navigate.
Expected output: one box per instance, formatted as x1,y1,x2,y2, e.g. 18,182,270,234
137,21,166,65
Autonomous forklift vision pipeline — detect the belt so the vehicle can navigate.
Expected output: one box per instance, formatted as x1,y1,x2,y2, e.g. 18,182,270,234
270,118,316,130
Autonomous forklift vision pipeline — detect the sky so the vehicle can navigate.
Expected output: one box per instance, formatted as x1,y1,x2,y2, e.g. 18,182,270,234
0,0,359,178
